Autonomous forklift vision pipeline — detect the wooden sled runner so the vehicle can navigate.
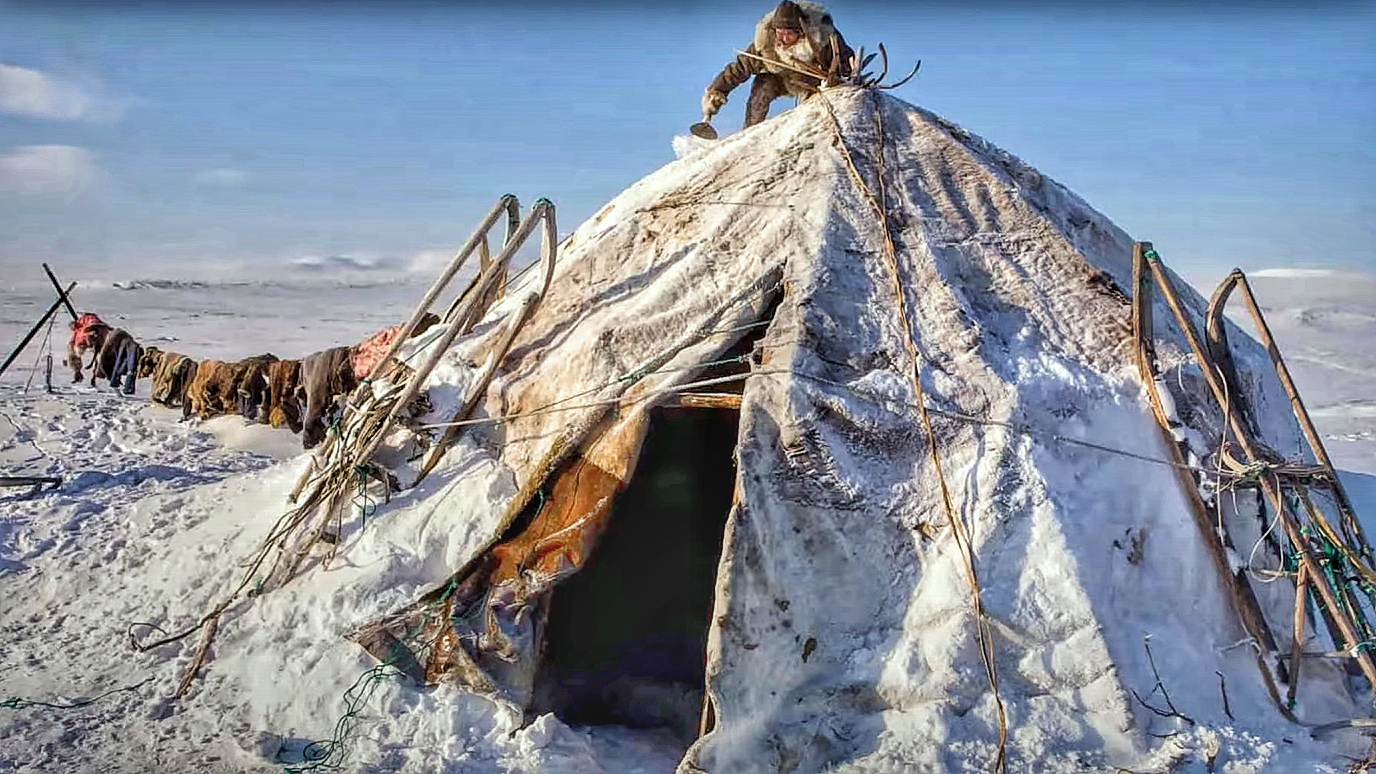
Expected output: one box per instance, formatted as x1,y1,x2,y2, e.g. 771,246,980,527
1133,241,1376,729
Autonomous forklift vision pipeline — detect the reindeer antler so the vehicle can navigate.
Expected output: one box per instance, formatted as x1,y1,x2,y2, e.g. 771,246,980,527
850,42,919,90
876,59,921,90
870,44,890,87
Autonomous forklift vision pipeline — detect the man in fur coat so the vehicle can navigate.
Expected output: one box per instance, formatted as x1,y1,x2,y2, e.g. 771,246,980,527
702,1,855,129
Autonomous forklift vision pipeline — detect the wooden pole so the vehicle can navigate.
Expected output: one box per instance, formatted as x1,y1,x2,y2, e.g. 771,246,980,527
1234,272,1372,559
1288,564,1309,709
0,476,62,490
664,392,743,410
1130,242,1293,719
345,194,521,413
0,281,77,380
42,263,79,321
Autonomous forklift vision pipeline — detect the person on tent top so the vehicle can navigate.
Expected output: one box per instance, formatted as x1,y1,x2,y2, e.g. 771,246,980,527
701,1,855,130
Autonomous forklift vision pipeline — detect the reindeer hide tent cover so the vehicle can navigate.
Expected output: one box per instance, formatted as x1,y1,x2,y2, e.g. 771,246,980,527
346,88,1364,772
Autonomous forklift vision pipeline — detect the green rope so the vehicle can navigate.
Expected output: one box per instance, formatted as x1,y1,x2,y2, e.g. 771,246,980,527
2,678,151,712
285,576,462,773
1296,514,1376,651
352,465,378,528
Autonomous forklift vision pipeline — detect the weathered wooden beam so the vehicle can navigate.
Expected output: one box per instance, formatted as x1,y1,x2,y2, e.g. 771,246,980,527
0,476,63,490
1131,242,1293,720
665,392,743,410
1288,564,1309,709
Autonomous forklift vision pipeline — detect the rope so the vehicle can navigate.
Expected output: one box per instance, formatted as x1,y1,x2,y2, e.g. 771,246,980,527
284,576,461,773
415,369,754,431
353,465,378,528
2,678,151,712
815,87,1007,771
21,314,57,393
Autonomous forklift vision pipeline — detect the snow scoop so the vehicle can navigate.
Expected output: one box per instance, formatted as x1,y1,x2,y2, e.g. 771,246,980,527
689,111,718,140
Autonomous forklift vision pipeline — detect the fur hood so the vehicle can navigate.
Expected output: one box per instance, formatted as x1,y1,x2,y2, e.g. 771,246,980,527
751,1,842,73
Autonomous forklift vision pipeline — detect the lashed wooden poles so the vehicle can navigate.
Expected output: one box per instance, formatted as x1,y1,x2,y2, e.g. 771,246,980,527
345,194,521,413
1130,242,1293,718
0,281,77,380
412,200,559,484
1206,269,1373,560
289,195,524,502
278,201,558,587
1139,245,1376,693
42,263,78,321
342,199,557,479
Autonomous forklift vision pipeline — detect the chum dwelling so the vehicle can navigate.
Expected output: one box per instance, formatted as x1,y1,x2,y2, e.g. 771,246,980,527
90,84,1376,773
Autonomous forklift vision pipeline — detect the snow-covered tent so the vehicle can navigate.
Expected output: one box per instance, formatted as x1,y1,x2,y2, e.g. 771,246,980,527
286,86,1366,771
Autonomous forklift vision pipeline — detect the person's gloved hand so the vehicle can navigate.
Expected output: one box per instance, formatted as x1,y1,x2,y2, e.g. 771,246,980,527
702,88,728,118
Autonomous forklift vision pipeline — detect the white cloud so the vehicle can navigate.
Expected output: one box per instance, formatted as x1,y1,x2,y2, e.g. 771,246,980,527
0,145,101,198
0,63,124,122
1249,267,1362,279
194,168,248,187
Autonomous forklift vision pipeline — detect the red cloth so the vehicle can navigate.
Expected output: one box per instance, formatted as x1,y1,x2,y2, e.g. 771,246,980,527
350,323,406,381
70,313,106,349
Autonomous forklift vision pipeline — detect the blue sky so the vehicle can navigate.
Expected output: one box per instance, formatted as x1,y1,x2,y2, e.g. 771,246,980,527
1,1,1373,280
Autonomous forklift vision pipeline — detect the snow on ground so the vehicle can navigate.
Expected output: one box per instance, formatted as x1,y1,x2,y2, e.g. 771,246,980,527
2,233,1376,770
1236,271,1376,477
0,271,689,774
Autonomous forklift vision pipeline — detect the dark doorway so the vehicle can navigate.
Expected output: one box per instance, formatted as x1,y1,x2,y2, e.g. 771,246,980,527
529,405,739,743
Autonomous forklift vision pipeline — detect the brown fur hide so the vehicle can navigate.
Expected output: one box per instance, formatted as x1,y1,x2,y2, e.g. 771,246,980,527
296,346,358,449
183,359,239,420
265,359,303,433
93,328,143,393
139,348,198,409
234,354,279,422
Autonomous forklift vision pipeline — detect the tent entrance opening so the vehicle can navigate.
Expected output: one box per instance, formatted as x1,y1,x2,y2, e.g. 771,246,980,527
530,405,739,740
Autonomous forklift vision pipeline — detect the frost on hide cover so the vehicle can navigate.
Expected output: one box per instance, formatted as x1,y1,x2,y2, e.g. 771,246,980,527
0,86,1366,774
382,87,1365,771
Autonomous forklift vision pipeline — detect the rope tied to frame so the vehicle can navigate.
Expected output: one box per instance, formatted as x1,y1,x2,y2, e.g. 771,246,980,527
1215,441,1329,491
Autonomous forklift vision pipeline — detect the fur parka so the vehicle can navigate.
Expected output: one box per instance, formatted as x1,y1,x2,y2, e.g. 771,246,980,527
708,1,854,100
